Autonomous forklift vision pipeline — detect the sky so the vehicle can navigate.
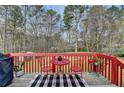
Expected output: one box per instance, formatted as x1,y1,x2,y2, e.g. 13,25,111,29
45,5,65,18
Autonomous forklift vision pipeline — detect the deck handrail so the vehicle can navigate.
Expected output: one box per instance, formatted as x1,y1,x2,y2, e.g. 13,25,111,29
9,52,124,87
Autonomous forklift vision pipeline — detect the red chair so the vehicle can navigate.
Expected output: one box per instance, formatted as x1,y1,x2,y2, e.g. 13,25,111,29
88,53,97,72
88,59,96,72
40,57,53,80
71,57,83,78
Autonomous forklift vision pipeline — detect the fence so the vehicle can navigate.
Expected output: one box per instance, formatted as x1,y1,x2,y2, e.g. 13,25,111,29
10,52,124,87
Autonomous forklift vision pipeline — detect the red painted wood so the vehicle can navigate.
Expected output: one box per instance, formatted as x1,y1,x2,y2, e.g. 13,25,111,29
29,56,31,72
37,56,40,72
79,55,82,71
108,60,110,80
99,58,101,73
10,52,124,87
85,56,87,72
70,56,72,72
34,56,36,72
32,56,34,72
82,56,84,72
90,64,92,72
26,57,28,72
113,63,116,84
120,67,122,87
113,58,119,86
105,58,107,78
113,61,116,84
101,58,104,76
88,62,89,72
52,56,58,73
116,65,118,86
111,61,115,84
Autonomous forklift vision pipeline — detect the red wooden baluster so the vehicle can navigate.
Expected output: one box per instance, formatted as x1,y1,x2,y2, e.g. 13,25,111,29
35,56,37,72
114,63,117,85
26,56,27,72
33,56,35,72
104,58,107,78
46,56,48,73
82,56,84,72
74,56,76,67
52,56,55,73
37,56,38,72
120,67,122,87
101,58,104,76
85,56,86,72
63,55,65,73
88,57,89,72
66,56,68,73
70,56,74,72
90,62,92,72
40,56,42,79
113,61,116,84
32,56,34,72
111,61,114,83
68,56,70,74
43,56,45,73
116,64,118,86
25,56,28,72
108,60,110,80
79,55,83,77
28,56,31,72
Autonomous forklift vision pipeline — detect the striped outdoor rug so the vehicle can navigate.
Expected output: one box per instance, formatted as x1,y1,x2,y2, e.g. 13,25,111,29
29,74,86,87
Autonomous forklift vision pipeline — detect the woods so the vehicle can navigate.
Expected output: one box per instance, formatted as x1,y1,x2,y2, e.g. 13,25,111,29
0,5,124,53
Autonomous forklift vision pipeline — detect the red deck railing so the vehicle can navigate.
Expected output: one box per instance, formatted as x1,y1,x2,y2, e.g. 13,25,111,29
10,52,124,87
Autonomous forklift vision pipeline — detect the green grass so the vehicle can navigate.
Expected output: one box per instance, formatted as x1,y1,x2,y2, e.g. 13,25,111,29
114,49,124,57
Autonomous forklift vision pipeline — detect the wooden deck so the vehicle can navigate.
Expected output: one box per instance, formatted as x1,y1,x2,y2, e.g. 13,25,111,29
11,53,124,87
83,73,116,87
7,72,117,87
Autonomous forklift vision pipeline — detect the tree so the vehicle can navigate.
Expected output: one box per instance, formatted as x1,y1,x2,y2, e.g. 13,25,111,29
0,5,124,53
0,6,9,53
41,9,61,52
8,6,23,52
79,5,124,53
26,5,44,52
102,5,124,53
64,5,85,52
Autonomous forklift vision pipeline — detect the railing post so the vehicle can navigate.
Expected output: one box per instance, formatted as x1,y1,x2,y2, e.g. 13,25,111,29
88,62,89,72
108,61,110,80
120,66,122,87
115,64,118,86
111,57,119,86
111,60,115,84
104,58,107,78
52,56,55,73
85,56,86,72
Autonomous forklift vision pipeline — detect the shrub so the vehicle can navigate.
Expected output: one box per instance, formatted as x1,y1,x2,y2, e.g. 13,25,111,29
114,49,124,57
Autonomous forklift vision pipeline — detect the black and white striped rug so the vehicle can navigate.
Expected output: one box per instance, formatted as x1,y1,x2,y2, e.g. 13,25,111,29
29,74,86,87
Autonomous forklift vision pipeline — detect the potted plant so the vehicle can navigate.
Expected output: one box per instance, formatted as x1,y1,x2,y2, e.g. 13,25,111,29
94,57,100,66
57,56,62,61
88,54,101,76
13,62,25,77
93,57,101,77
88,53,100,66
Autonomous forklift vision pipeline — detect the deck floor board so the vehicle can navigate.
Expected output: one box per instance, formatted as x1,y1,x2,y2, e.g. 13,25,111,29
7,72,116,87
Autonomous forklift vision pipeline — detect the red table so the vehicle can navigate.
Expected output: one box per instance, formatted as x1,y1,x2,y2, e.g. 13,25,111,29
51,58,70,73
